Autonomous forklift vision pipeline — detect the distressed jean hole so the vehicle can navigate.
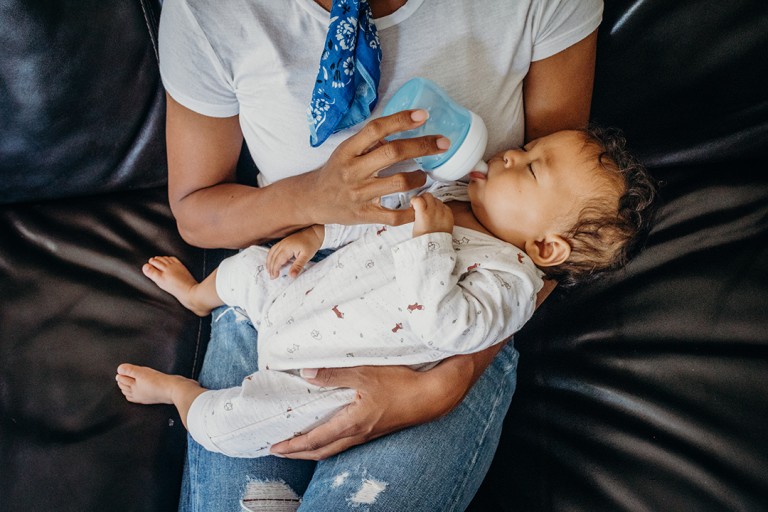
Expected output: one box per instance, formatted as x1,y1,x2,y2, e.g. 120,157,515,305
240,480,300,512
349,478,388,507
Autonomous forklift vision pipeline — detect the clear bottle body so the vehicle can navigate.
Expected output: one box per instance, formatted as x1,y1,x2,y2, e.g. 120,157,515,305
381,77,487,181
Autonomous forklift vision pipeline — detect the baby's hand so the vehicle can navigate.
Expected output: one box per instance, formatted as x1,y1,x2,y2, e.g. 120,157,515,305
411,193,454,238
267,225,325,279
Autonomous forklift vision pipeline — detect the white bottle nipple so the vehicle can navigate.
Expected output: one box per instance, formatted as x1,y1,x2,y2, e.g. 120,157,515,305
472,160,488,174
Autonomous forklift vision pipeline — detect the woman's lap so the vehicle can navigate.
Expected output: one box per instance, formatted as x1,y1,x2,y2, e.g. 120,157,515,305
179,306,518,512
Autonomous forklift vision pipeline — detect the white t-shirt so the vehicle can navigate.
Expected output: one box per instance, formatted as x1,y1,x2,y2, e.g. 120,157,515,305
159,0,602,187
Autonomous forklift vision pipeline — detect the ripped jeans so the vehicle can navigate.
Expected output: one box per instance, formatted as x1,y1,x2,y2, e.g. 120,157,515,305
178,306,519,512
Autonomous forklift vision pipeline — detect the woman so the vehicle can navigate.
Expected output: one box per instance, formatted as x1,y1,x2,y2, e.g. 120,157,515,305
159,0,602,509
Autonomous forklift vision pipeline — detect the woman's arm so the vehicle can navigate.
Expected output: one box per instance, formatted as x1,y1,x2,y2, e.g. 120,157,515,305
523,30,598,142
270,32,597,460
165,94,446,249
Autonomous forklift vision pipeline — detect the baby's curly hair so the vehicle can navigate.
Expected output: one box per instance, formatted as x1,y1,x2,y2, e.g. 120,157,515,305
542,124,658,289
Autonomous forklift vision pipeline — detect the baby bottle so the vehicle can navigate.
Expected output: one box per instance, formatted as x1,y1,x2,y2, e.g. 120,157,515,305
382,77,489,181
379,78,488,209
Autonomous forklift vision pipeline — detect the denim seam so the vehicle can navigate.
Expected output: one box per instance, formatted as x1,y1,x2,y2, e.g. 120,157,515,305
445,362,517,511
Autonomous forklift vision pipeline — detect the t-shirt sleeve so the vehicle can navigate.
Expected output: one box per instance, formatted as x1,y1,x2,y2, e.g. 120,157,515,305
158,0,239,117
531,0,603,62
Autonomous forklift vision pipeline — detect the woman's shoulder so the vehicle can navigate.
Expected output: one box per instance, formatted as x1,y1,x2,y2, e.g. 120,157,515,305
162,0,285,35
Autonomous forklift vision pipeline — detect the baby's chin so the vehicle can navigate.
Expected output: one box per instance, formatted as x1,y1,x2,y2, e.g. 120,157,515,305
466,177,481,198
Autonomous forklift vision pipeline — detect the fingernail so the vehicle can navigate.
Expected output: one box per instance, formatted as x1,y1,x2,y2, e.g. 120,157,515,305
300,368,318,379
436,137,451,150
411,109,428,122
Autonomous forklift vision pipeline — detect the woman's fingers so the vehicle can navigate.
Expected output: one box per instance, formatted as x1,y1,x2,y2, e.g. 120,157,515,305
270,406,366,460
357,135,450,176
343,110,450,177
309,109,451,226
344,109,428,155
270,367,393,460
360,170,427,200
269,364,464,461
303,366,367,389
269,368,363,459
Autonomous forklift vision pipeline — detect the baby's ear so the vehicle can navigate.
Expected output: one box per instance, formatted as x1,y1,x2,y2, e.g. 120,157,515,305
525,235,571,267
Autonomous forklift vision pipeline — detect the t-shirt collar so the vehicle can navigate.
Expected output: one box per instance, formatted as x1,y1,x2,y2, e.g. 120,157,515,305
295,0,425,29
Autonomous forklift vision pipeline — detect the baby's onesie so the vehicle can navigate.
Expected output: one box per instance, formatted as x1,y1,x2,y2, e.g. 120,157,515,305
187,181,543,457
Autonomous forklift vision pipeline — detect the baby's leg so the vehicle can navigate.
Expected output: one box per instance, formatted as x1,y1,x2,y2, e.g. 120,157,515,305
116,363,206,430
185,370,357,458
142,256,223,316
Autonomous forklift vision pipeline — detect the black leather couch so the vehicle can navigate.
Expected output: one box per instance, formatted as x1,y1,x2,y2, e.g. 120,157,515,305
1,1,766,511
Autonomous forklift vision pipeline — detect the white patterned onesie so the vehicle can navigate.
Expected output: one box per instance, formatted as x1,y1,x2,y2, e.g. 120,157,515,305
186,181,544,457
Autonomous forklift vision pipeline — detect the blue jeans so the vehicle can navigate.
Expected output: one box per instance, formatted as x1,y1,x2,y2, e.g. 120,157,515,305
179,306,518,511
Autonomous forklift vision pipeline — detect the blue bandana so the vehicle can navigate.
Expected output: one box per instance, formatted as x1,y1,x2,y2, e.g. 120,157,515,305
307,0,382,147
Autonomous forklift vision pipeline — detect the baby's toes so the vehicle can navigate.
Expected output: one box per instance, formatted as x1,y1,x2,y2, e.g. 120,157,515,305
147,256,168,269
142,262,162,281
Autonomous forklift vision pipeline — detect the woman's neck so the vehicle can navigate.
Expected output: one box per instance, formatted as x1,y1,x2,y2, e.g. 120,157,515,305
314,0,407,18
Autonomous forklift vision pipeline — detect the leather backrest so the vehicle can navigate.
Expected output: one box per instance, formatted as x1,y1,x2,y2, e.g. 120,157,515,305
470,1,768,510
590,0,768,168
0,0,166,204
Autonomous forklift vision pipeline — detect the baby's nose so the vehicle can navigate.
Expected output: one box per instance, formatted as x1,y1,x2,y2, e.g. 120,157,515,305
501,149,523,166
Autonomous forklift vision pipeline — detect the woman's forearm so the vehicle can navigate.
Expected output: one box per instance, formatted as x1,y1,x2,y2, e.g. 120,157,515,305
171,172,320,249
423,343,505,414
167,97,439,249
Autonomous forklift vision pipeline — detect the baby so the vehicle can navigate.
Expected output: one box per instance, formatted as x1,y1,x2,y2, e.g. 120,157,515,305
117,126,656,457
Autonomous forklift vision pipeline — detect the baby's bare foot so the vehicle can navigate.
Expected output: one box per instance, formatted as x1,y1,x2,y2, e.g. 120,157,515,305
142,256,209,316
116,364,196,405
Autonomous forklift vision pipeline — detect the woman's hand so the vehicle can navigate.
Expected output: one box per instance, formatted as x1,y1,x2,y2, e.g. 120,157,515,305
165,97,450,249
269,345,502,460
269,365,460,460
305,109,450,228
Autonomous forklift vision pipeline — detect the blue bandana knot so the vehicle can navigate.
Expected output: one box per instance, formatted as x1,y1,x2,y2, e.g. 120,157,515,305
307,0,382,147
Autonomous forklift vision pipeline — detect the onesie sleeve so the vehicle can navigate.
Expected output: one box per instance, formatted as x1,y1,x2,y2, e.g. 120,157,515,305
320,223,377,250
392,233,543,355
158,0,239,117
530,0,603,62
